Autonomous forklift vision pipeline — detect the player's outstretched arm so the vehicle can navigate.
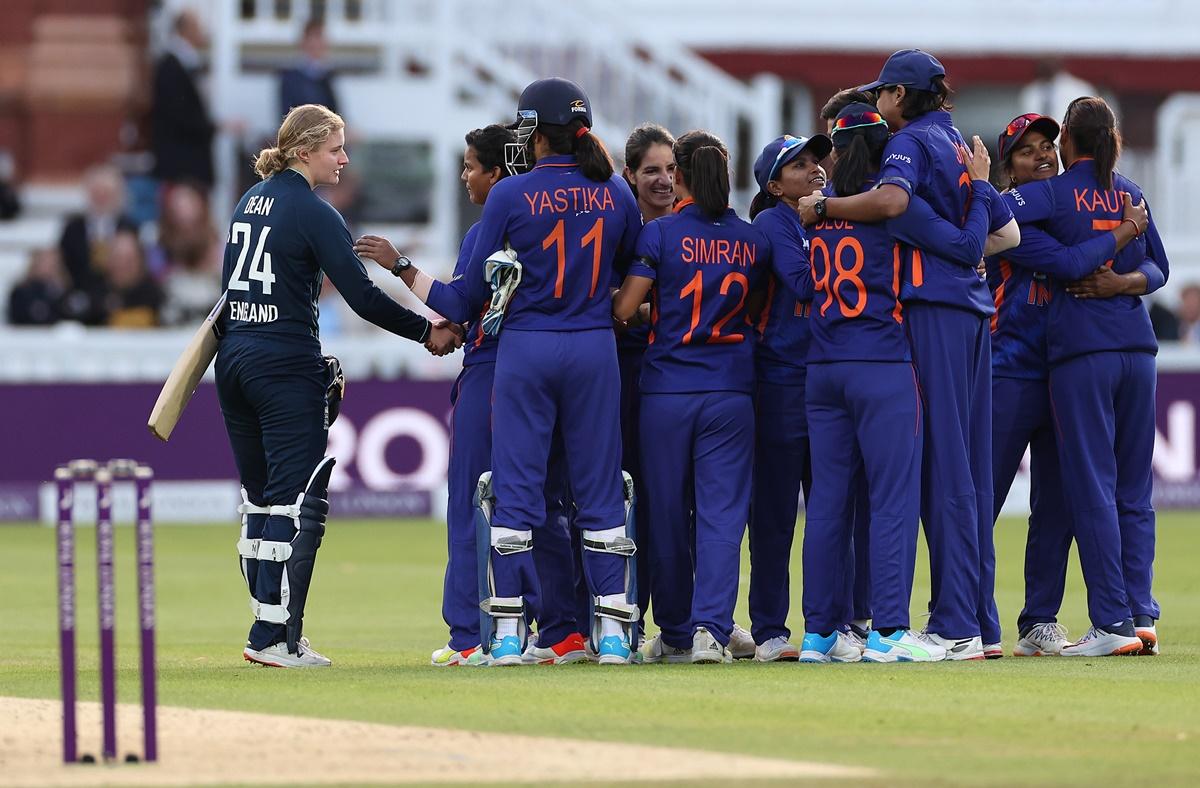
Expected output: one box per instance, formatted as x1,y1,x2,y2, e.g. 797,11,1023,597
305,206,430,342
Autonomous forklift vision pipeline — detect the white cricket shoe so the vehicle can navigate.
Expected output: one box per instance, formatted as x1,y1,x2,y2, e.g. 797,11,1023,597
640,632,692,664
799,631,861,663
862,629,946,663
846,623,869,654
1013,623,1069,657
921,632,985,661
728,623,756,659
691,627,733,664
431,644,481,667
244,637,331,668
1134,620,1159,656
1061,626,1143,657
754,635,800,662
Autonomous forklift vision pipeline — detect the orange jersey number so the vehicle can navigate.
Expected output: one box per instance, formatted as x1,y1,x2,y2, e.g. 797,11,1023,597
680,270,749,345
543,217,605,299
812,236,867,319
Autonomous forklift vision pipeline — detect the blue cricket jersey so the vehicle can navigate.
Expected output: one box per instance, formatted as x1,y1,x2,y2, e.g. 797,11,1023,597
1003,158,1170,362
877,111,1006,315
221,168,430,345
986,225,1117,380
427,222,496,367
807,182,909,364
427,154,642,330
631,199,783,394
751,202,813,385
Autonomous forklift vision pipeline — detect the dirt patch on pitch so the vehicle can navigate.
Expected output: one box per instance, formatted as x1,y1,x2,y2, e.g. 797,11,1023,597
0,696,871,786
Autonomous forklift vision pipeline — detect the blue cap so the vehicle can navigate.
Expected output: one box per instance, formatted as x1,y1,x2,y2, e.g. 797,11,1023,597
997,113,1059,162
753,134,833,193
516,77,592,127
858,49,945,93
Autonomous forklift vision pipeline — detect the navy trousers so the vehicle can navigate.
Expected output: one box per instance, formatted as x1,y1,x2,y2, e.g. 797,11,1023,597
489,329,626,609
803,362,922,634
216,335,328,650
445,361,579,650
748,379,810,643
905,304,992,640
641,391,753,648
991,375,1072,633
1049,351,1159,627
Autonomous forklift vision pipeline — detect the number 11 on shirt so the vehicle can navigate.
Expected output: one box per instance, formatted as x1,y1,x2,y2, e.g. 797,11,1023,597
542,217,604,298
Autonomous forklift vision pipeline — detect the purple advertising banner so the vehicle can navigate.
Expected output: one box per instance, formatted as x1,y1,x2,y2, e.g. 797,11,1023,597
2,371,1199,520
2,379,455,520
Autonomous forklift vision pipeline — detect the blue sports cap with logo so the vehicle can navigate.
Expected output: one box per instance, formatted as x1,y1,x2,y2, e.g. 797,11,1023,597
516,77,592,127
753,134,833,193
858,49,946,93
997,113,1060,162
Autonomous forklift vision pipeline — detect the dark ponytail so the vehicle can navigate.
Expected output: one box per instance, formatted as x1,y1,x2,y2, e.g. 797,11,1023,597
674,130,730,218
1064,96,1121,190
538,119,615,182
748,191,774,220
830,127,889,197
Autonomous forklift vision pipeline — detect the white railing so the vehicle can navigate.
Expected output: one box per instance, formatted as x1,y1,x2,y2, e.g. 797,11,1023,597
155,0,779,257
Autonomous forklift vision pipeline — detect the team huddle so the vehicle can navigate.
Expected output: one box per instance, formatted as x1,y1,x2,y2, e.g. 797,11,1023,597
216,48,1166,669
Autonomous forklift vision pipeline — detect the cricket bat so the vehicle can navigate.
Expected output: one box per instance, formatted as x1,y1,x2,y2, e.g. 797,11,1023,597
147,292,227,441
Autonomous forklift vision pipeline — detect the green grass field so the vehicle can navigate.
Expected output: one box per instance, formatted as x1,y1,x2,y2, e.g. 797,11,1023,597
3,514,1199,785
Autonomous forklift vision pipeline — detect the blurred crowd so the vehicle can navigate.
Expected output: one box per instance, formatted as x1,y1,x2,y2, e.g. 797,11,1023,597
3,167,366,333
7,167,220,328
3,10,1200,344
4,11,359,332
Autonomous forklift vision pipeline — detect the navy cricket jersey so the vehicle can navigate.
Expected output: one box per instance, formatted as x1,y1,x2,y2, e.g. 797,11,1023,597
1003,158,1170,362
428,222,496,367
221,168,430,345
807,183,909,364
877,111,1005,315
631,199,778,394
986,225,1117,381
751,202,813,385
428,154,642,330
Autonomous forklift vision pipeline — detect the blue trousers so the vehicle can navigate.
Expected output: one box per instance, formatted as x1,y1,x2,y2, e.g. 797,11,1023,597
642,391,753,649
216,335,329,650
850,475,873,623
1049,352,1159,627
748,379,810,643
803,362,922,634
490,329,626,607
905,304,992,640
991,375,1072,633
445,362,579,650
618,347,653,621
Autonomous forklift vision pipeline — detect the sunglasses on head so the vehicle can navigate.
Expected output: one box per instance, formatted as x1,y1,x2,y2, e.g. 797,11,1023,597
840,110,888,128
1004,113,1043,138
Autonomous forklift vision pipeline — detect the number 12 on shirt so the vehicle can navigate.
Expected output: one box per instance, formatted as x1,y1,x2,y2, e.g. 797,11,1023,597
680,270,748,345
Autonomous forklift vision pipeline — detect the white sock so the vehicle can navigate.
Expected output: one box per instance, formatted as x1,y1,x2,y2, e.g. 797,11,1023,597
597,594,627,638
497,619,517,637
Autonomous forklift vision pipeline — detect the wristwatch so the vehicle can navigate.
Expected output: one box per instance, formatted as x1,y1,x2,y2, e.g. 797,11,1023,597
814,197,827,222
390,255,413,276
